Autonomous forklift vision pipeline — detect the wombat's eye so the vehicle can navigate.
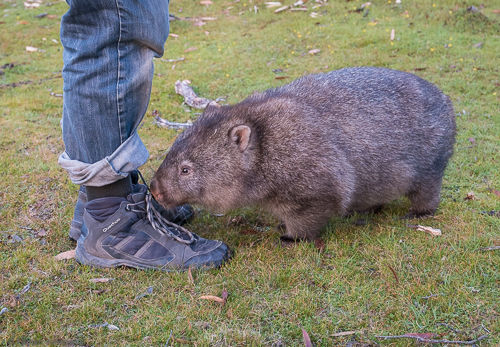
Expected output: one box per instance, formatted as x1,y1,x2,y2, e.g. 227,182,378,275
181,167,190,175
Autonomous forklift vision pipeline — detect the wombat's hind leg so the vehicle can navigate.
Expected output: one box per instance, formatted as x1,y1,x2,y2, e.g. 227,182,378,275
406,179,443,218
281,209,332,241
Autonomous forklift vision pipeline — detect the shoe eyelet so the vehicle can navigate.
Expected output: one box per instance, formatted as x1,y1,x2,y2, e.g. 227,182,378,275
125,204,131,211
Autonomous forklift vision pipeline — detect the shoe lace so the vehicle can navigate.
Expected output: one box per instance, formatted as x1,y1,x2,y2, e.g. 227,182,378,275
126,171,196,245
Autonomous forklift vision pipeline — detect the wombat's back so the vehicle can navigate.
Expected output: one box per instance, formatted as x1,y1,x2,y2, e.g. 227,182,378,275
257,67,456,211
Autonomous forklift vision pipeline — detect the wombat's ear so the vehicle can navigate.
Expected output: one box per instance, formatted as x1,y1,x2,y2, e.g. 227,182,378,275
229,125,251,152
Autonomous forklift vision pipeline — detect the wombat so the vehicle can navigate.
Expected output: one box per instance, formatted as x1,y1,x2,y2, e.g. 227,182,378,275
151,67,456,240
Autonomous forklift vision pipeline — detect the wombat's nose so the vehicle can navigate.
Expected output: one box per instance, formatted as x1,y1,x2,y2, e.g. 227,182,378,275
150,178,164,202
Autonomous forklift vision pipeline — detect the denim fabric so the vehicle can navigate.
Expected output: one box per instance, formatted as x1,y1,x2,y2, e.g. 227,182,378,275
59,0,170,186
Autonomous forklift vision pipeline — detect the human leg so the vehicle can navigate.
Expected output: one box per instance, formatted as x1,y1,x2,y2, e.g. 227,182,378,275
59,0,229,269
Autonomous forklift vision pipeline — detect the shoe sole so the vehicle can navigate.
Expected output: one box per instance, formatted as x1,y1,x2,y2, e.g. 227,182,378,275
75,238,229,272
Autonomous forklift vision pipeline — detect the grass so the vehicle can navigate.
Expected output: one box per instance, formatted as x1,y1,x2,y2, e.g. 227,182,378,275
0,0,499,345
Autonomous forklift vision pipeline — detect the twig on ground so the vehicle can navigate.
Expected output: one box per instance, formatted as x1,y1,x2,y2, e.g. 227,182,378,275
174,80,219,109
421,293,440,299
154,115,192,130
479,245,499,251
331,330,360,337
0,74,61,89
161,57,185,63
164,329,173,346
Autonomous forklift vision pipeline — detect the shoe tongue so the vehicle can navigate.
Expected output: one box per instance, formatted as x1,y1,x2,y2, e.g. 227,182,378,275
86,197,127,222
130,190,147,203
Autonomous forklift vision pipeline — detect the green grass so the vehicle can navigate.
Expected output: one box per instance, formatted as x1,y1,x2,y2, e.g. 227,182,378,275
1,0,499,345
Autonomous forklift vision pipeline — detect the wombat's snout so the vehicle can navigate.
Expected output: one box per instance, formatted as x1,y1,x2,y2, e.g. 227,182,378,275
149,178,165,204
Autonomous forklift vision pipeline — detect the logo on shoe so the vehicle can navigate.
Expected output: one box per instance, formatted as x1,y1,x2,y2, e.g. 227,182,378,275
103,218,121,233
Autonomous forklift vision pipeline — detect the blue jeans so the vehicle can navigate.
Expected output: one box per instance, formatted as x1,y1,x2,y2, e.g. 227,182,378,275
58,0,170,187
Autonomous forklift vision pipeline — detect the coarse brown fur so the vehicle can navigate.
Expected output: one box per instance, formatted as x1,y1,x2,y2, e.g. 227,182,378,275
151,67,456,240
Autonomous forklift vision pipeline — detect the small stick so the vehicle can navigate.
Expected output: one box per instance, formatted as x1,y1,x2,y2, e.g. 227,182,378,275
421,293,440,299
479,245,500,251
174,80,219,109
437,323,463,335
161,57,185,63
375,334,489,345
154,115,192,130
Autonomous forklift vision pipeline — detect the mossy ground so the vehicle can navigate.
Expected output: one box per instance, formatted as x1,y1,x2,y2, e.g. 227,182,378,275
0,0,499,345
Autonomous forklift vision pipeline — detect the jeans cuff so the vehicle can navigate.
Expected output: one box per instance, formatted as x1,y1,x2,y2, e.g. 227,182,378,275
58,131,149,187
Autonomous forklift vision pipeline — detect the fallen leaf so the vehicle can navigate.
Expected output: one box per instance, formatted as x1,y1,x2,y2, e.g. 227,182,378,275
47,14,58,19
275,76,289,80
89,278,114,283
184,47,198,53
492,9,500,14
302,328,313,347
200,17,217,21
331,330,360,337
314,238,325,251
310,12,320,18
240,228,259,235
387,264,399,284
169,33,179,38
308,48,321,55
413,225,442,236
200,0,213,5
18,20,30,25
25,46,38,52
54,249,76,260
187,267,194,285
464,191,476,200
199,295,225,304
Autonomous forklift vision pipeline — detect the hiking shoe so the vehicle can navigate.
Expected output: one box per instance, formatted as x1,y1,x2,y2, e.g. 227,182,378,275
75,185,229,271
69,184,194,241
